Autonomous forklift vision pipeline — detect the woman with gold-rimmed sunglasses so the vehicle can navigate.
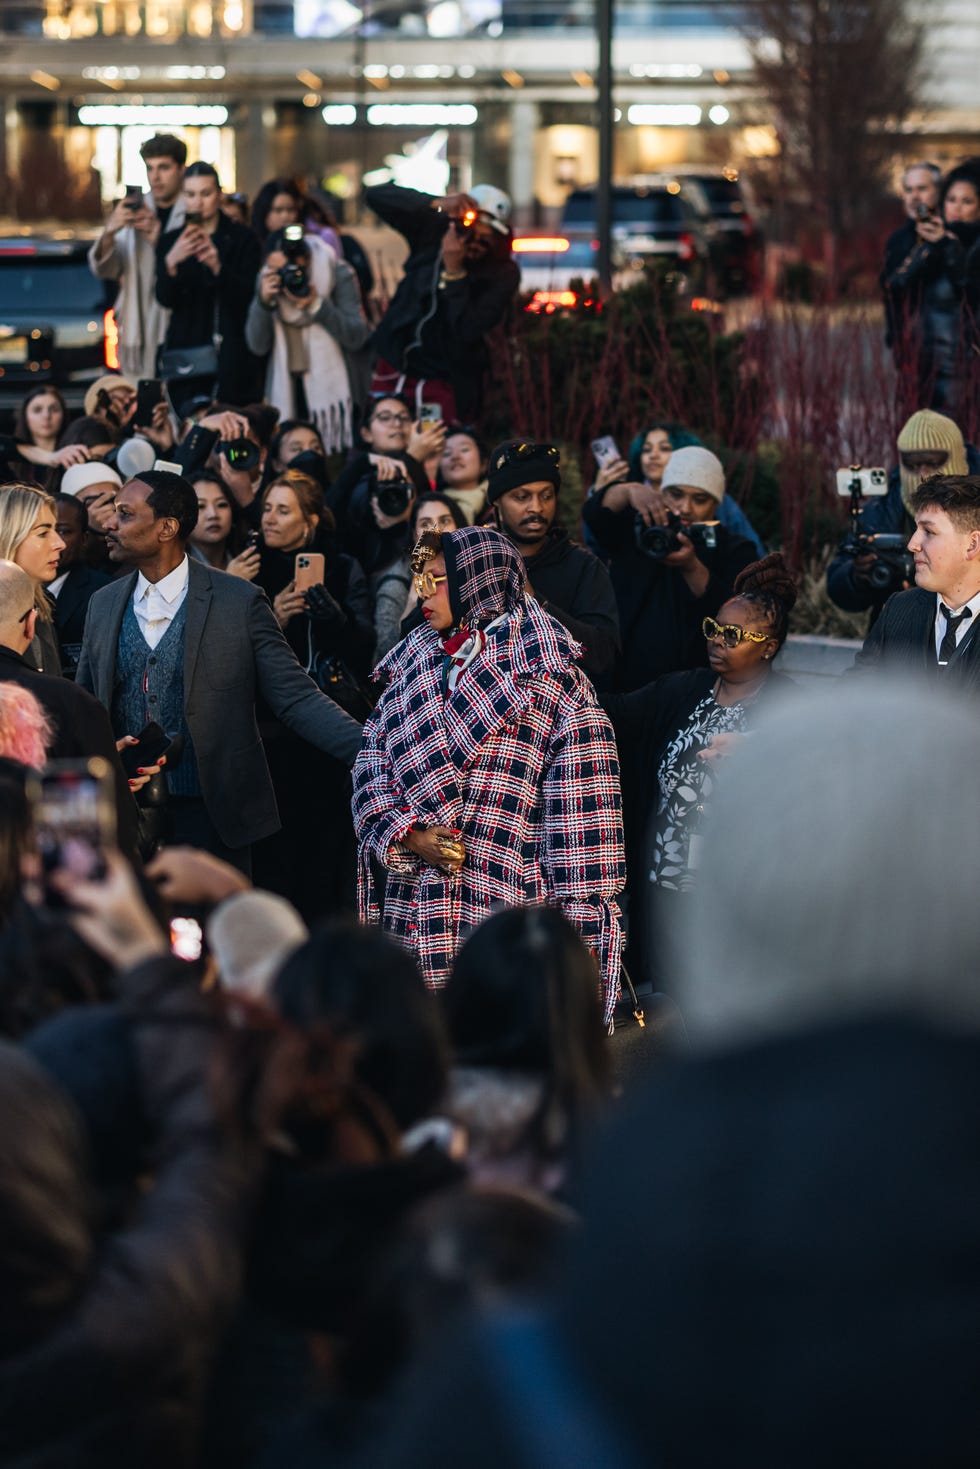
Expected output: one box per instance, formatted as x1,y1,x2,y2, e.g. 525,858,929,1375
605,552,797,990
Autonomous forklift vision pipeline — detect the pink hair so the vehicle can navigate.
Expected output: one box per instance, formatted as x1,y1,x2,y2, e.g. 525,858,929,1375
0,684,52,769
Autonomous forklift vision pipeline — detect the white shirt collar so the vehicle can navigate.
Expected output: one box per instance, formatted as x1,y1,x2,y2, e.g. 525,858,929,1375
937,588,980,621
135,555,189,605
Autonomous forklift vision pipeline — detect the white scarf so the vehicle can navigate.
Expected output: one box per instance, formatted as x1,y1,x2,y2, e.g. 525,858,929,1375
265,234,352,453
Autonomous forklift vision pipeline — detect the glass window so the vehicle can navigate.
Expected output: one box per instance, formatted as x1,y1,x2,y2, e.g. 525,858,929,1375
0,260,108,314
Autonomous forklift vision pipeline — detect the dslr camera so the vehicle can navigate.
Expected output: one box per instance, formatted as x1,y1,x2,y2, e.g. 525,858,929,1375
636,510,718,560
278,223,310,297
219,437,260,472
835,465,914,594
372,466,414,519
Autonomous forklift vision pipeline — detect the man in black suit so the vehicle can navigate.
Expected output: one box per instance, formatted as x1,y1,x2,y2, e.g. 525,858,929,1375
50,493,111,677
852,474,980,691
0,560,138,858
76,470,363,869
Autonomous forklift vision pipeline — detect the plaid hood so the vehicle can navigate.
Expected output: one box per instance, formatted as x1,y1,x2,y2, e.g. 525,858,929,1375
442,526,526,629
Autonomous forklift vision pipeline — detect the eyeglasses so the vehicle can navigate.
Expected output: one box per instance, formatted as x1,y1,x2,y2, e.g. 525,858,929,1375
372,411,412,426
702,616,770,649
414,570,448,598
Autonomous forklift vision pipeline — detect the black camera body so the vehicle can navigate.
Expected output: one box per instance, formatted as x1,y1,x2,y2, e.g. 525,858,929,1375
278,223,310,297
838,530,915,592
636,510,719,561
373,470,414,519
219,436,260,472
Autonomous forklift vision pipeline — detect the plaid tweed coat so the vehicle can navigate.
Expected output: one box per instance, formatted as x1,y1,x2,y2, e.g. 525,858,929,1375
352,527,626,1022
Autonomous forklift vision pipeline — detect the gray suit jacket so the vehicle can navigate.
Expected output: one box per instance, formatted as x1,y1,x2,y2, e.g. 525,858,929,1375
851,586,980,692
76,556,363,848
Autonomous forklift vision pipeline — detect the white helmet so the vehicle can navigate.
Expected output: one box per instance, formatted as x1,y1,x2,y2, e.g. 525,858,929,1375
470,184,512,235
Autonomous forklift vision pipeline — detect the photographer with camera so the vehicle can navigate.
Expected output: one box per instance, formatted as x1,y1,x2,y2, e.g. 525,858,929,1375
245,225,372,451
880,160,980,412
156,162,262,408
88,134,187,381
583,446,756,692
365,183,520,421
326,396,431,590
827,409,979,623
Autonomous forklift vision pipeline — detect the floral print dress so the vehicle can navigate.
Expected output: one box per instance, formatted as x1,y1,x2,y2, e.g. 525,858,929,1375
651,690,750,892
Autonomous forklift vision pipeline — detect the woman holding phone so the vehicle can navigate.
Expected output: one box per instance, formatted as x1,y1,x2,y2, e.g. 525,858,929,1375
156,161,262,408
252,468,373,920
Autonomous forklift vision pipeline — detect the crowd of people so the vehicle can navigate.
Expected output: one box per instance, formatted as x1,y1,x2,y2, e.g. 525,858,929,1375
1,138,980,1466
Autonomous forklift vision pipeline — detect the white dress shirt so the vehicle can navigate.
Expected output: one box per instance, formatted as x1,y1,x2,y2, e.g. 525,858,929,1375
133,555,190,650
934,589,980,663
47,571,69,600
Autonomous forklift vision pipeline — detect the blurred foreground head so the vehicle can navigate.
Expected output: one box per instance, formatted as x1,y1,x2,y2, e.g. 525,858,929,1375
674,677,980,1045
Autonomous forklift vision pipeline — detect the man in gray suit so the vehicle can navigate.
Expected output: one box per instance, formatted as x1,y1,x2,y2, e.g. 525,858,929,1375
76,470,363,869
852,474,980,691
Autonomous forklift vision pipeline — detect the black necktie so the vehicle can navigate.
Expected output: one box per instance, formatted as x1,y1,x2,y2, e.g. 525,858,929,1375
939,604,971,666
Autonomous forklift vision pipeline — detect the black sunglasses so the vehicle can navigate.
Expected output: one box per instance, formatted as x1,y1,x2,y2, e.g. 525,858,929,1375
493,441,559,471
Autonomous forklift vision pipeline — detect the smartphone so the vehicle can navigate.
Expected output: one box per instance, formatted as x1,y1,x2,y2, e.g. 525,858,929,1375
134,378,164,429
295,552,325,591
915,200,931,221
170,916,203,963
420,402,443,431
27,757,117,897
245,528,261,550
591,435,622,469
185,210,204,228
118,721,173,780
123,183,144,211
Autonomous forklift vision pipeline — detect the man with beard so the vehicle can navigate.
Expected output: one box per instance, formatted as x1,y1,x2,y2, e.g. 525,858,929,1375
487,439,619,688
365,184,520,421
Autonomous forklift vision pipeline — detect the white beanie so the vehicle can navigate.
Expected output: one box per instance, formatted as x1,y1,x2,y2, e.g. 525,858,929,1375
661,446,725,504
60,461,123,498
206,890,308,1001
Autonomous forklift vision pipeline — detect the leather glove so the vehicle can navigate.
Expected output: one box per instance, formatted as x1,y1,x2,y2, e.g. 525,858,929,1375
305,583,347,628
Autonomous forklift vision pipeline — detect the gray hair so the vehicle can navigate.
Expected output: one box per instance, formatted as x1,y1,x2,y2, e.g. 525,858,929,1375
672,679,980,1050
902,161,941,187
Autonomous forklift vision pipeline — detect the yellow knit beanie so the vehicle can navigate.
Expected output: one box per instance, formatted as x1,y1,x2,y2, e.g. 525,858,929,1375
896,410,968,512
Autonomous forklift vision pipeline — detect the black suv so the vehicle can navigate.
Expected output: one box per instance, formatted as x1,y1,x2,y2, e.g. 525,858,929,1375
559,179,724,295
0,236,115,409
672,170,762,294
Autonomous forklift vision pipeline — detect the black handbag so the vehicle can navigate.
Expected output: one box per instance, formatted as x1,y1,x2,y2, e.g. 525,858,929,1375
610,962,689,1086
313,653,375,721
156,342,219,381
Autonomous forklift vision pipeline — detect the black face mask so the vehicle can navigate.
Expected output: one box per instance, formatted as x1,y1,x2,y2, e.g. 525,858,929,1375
287,449,328,492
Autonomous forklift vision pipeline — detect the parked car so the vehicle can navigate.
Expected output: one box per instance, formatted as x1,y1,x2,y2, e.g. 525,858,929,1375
667,167,762,294
0,236,116,409
513,233,645,311
559,179,725,296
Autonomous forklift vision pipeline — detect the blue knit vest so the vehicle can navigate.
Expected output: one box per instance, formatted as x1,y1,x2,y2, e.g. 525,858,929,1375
111,597,200,798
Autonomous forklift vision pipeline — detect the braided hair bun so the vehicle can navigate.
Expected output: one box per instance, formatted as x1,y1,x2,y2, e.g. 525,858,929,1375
731,552,798,648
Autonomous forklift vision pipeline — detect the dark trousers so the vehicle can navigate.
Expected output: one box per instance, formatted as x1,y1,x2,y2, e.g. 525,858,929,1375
169,797,252,878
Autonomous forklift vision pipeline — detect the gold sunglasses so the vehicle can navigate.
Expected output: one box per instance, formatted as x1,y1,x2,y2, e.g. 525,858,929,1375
702,616,770,650
414,570,448,598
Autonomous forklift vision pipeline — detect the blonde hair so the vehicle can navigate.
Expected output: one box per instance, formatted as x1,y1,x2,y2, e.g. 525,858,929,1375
0,485,58,621
0,683,52,769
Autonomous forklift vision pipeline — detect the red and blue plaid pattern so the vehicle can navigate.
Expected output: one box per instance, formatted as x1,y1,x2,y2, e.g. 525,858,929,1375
353,593,626,1022
443,525,526,628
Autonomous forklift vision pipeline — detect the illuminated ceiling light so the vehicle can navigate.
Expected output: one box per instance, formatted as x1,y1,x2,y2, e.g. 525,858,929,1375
364,64,389,77
322,104,357,125
627,104,702,127
667,180,681,194
366,103,478,126
30,71,61,91
388,65,406,78
708,105,730,125
502,70,524,88
77,104,230,125
713,69,730,84
427,1,462,37
487,19,502,35
222,1,244,29
572,71,593,88
302,92,321,107
412,64,441,78
457,63,476,78
297,69,322,90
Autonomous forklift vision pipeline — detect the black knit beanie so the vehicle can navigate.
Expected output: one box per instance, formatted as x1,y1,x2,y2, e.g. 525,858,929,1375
486,440,561,505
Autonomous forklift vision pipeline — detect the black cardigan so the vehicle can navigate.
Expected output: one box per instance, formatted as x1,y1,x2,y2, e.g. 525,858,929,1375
156,213,262,405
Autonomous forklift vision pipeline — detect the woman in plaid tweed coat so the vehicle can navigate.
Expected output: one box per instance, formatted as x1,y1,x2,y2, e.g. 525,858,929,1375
352,525,626,1023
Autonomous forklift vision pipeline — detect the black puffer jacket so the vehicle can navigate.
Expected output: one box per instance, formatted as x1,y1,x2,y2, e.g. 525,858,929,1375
365,184,520,418
0,957,255,1469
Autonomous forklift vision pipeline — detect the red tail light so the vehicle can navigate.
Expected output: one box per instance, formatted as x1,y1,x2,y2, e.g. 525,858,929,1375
525,289,579,314
103,308,119,369
678,232,695,263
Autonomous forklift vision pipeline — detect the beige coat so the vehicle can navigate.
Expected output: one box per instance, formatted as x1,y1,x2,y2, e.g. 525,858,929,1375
87,197,187,380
